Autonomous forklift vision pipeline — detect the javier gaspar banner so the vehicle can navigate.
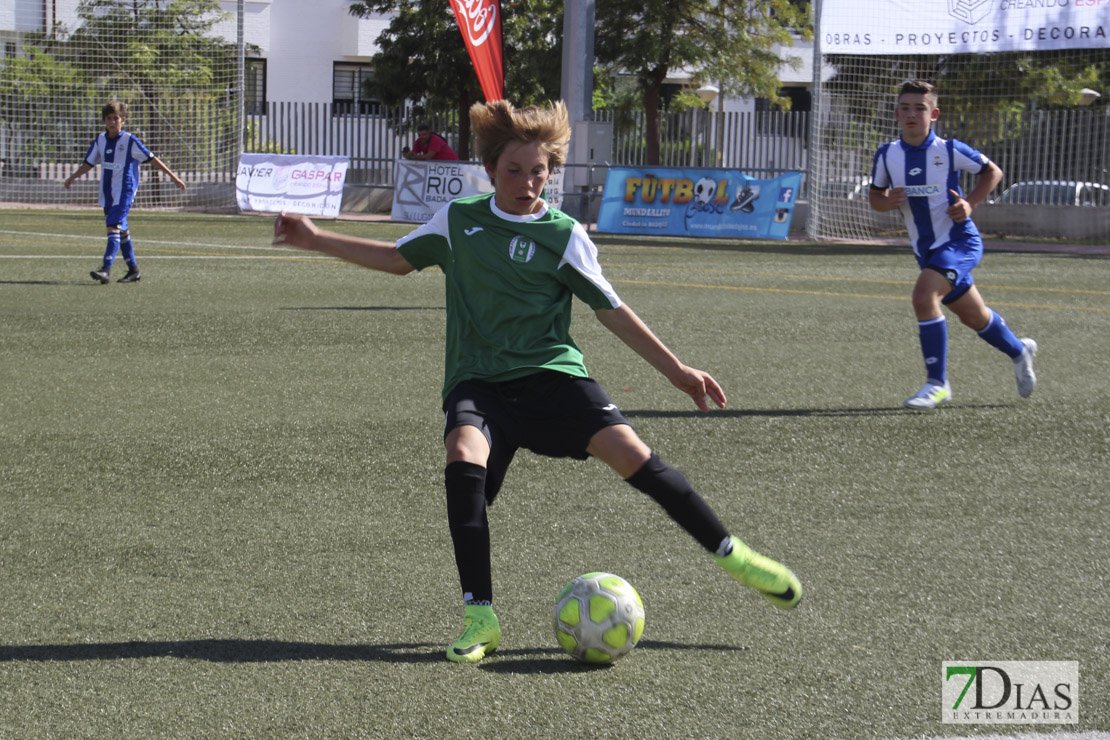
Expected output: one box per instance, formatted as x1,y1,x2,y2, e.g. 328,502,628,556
596,167,802,240
391,159,563,223
819,0,1108,55
236,153,349,218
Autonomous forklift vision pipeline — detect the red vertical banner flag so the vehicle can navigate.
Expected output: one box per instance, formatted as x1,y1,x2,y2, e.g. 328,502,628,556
449,0,504,102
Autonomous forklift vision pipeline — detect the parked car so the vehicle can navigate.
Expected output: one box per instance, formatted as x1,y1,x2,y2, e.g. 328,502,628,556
814,177,872,201
991,180,1110,207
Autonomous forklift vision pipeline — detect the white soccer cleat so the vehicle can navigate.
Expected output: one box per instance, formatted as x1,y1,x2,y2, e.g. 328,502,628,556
1014,338,1038,398
903,381,951,410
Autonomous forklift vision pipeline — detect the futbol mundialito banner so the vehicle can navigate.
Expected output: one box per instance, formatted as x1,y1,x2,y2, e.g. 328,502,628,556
820,0,1108,54
596,167,802,240
236,153,349,218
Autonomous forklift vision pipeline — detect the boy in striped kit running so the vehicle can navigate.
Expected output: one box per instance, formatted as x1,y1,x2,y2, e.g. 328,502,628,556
869,80,1037,409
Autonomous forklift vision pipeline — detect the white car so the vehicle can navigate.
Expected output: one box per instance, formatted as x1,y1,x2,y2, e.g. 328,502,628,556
814,177,872,201
991,180,1110,207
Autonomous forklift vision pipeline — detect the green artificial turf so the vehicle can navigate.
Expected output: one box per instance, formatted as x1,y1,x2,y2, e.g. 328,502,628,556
1,209,1106,738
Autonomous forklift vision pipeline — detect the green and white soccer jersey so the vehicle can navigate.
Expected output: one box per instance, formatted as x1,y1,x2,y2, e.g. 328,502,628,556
396,193,621,400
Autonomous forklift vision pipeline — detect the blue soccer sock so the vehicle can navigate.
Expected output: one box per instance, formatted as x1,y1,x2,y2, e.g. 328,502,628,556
977,309,1025,359
119,235,137,269
918,316,948,384
102,232,121,268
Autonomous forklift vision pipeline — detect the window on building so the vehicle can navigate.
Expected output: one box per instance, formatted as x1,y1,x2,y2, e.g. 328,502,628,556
333,63,379,116
755,87,812,113
245,58,266,115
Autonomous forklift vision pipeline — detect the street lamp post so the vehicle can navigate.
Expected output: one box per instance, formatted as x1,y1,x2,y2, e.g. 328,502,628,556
696,84,719,168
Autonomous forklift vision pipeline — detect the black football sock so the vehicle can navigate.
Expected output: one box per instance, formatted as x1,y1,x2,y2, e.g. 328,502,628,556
445,461,493,603
625,453,730,554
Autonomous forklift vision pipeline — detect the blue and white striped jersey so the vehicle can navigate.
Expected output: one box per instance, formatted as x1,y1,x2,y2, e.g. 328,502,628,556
83,131,153,209
871,130,989,258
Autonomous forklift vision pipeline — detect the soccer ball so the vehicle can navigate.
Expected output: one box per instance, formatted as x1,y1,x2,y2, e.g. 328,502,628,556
693,176,717,206
553,572,645,664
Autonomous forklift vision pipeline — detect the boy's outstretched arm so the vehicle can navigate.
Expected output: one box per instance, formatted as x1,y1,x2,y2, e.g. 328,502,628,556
594,304,726,412
149,156,187,190
273,212,414,275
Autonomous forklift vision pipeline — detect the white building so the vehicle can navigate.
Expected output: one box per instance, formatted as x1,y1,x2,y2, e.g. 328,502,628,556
209,1,389,110
4,0,815,114
2,0,389,109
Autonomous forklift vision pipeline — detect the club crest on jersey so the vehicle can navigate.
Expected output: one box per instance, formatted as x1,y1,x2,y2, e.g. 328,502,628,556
933,155,945,168
509,235,536,263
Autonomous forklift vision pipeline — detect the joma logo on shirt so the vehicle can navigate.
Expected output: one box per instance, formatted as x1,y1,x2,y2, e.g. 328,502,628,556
509,235,536,263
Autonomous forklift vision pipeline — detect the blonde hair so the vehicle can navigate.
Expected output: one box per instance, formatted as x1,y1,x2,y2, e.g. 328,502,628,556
469,100,570,172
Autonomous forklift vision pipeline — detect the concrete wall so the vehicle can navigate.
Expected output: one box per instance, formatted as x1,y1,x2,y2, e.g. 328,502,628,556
972,204,1110,242
789,201,1108,241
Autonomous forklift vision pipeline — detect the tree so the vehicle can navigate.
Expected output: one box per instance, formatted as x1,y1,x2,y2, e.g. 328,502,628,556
825,52,1110,119
0,48,94,173
595,0,811,164
348,0,562,159
2,0,240,176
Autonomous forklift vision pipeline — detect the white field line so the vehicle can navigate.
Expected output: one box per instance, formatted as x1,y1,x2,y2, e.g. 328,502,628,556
0,229,296,254
895,733,1108,740
0,255,308,260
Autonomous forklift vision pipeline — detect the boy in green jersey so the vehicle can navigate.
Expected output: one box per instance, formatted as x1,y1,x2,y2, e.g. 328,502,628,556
274,99,802,663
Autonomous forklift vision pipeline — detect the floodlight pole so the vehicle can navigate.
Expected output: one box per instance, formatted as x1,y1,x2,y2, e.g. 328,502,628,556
561,0,595,220
237,0,245,160
808,0,824,241
696,85,719,168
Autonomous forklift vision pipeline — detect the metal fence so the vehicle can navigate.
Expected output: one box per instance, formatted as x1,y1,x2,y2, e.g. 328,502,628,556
3,99,1106,215
243,102,1109,197
241,104,813,188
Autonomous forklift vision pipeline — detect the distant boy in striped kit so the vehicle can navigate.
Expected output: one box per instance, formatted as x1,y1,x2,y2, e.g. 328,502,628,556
869,80,1037,409
64,100,186,284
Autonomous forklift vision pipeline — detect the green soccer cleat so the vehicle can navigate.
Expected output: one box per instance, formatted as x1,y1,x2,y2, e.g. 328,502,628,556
717,536,802,609
447,604,501,663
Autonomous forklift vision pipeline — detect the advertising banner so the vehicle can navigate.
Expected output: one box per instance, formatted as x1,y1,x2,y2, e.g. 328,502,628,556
820,0,1108,55
449,0,504,101
236,153,349,218
596,167,802,240
391,159,563,222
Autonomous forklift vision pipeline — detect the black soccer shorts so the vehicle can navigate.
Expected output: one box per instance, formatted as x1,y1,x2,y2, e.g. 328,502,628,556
442,370,631,501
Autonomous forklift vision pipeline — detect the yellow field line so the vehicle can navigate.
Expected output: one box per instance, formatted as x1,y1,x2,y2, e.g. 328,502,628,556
602,262,1110,297
610,278,1110,312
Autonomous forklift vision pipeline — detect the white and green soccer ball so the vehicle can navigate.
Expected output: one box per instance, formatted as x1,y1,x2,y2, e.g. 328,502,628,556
553,572,645,664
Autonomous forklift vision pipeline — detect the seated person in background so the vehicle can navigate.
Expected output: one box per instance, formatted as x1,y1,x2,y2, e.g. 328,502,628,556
402,124,460,161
